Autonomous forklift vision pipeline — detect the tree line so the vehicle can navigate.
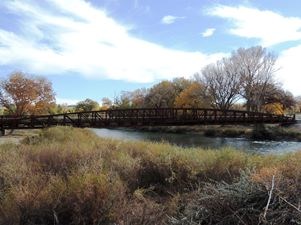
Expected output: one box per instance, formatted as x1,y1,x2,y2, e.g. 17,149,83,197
105,46,296,114
0,46,299,116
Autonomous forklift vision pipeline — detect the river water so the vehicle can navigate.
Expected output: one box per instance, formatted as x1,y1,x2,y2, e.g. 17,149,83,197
92,125,301,154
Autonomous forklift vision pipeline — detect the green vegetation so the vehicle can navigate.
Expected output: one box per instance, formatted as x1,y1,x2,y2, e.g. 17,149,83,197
0,127,301,224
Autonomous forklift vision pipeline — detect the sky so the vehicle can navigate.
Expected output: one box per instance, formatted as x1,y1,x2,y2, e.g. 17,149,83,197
0,0,301,105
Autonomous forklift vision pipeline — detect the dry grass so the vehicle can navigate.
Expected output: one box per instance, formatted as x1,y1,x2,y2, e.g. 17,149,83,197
0,126,301,224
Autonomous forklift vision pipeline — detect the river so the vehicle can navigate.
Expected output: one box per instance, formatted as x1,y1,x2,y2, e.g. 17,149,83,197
92,126,301,154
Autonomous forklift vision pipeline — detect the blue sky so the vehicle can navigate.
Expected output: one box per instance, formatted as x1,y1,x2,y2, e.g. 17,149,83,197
0,0,301,105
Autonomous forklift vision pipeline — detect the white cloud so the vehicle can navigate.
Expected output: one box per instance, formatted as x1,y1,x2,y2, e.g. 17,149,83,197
161,15,185,25
202,28,216,37
0,0,223,83
276,45,301,96
207,5,301,46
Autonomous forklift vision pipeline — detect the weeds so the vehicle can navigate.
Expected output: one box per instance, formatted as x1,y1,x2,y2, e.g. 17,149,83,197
0,126,301,224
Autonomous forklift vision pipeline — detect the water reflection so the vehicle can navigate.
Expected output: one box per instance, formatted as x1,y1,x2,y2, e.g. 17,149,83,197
92,128,301,154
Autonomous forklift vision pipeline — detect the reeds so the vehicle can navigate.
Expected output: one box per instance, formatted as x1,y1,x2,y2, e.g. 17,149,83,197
0,126,300,224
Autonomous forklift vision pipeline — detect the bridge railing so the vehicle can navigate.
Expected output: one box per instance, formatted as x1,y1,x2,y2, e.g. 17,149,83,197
0,108,296,130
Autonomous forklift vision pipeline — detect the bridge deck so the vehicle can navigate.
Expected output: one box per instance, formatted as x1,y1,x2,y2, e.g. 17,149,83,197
0,108,296,131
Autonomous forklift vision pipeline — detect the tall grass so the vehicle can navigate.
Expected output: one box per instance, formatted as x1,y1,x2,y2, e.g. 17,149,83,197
0,126,301,224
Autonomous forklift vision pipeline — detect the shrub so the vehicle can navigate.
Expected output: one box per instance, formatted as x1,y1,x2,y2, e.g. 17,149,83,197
170,172,301,225
1,173,125,225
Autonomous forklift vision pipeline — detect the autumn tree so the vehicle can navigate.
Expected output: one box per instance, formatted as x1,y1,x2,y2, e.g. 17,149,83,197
130,88,148,108
174,82,209,108
200,57,241,111
232,46,278,112
101,97,112,110
295,96,301,113
144,81,176,108
75,98,99,112
0,72,55,116
172,77,192,94
262,86,295,114
144,79,191,108
113,92,132,108
49,103,74,114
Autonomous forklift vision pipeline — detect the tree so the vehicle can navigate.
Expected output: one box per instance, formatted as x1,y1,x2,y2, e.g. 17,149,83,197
0,72,55,116
49,103,74,114
144,81,178,108
295,96,301,113
101,97,112,110
200,57,241,111
172,77,192,94
262,87,296,113
174,82,209,108
113,92,132,109
130,88,148,108
75,98,99,112
232,46,278,112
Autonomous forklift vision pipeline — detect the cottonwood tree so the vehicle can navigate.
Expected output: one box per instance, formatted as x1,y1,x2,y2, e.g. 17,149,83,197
232,46,278,112
174,82,209,108
101,97,112,110
262,85,296,113
75,98,99,111
144,81,178,108
113,91,132,108
129,88,148,108
0,72,55,115
295,96,301,113
200,58,241,111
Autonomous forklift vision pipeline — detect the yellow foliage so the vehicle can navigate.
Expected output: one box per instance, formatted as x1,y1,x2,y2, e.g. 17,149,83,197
263,103,284,115
174,82,207,108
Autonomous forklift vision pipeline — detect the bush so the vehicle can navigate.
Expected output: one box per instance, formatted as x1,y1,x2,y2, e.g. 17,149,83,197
1,126,301,225
170,172,301,225
1,173,125,225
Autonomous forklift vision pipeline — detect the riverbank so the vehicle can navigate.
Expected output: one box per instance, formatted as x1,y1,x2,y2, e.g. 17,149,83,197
134,124,301,141
0,126,301,224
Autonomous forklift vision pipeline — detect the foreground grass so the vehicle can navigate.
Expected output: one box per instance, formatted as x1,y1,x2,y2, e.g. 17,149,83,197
0,127,301,225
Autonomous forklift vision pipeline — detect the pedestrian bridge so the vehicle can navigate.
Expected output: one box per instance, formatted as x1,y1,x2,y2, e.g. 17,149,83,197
0,108,296,135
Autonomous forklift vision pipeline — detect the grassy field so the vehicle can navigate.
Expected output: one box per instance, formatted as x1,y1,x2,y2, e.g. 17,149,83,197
0,126,301,225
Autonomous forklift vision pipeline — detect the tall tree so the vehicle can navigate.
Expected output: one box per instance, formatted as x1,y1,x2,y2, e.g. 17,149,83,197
232,46,277,112
0,72,55,115
75,98,99,112
174,82,209,108
101,97,113,110
144,81,177,108
200,58,241,111
113,91,132,109
130,88,148,108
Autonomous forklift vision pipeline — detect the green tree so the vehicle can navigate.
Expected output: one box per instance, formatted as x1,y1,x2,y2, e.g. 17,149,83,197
75,98,99,112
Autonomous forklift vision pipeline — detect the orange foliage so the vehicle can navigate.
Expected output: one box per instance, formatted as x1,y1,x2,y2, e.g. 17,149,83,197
0,72,55,115
174,82,208,108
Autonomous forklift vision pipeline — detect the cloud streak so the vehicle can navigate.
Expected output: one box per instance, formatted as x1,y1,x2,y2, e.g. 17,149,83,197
207,5,301,46
0,0,223,83
202,28,216,37
161,15,185,25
